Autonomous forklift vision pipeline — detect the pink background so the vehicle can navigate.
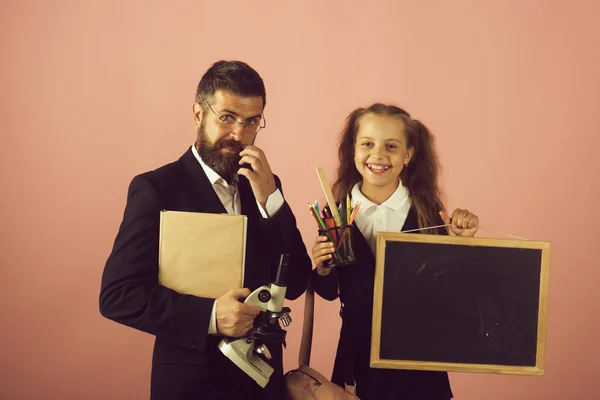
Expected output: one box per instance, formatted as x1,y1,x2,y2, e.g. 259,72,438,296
2,1,599,398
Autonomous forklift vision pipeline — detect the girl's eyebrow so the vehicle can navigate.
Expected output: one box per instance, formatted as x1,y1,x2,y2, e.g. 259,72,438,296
358,136,402,143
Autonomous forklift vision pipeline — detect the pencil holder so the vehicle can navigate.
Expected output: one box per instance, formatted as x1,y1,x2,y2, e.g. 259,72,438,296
318,222,356,267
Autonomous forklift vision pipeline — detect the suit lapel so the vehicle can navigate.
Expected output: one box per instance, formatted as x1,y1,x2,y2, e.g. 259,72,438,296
179,148,227,214
351,222,375,266
238,177,258,219
401,206,419,232
237,177,266,290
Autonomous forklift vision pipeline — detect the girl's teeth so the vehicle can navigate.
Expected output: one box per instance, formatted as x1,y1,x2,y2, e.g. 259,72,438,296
367,164,389,172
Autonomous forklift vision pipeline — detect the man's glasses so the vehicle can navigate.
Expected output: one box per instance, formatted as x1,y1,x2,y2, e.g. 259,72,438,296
201,99,266,134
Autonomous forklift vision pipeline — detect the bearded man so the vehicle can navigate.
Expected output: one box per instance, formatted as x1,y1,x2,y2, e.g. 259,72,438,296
100,60,311,400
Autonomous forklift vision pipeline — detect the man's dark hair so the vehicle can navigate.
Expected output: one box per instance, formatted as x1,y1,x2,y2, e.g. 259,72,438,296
195,60,266,109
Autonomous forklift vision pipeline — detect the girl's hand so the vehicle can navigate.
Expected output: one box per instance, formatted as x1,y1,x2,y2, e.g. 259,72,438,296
312,235,335,276
440,208,479,237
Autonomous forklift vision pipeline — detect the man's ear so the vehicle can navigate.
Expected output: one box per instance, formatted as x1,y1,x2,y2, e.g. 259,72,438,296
192,102,204,128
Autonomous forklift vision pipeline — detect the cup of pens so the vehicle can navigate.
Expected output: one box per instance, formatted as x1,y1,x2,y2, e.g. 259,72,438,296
309,200,358,267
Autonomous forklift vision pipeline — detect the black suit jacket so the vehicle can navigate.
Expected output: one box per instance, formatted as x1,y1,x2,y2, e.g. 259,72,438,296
100,148,311,400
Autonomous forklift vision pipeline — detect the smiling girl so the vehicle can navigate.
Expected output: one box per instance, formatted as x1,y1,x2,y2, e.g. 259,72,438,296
310,103,480,400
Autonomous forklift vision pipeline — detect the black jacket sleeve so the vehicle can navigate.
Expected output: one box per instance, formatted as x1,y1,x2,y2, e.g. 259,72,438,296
99,174,213,351
309,267,339,301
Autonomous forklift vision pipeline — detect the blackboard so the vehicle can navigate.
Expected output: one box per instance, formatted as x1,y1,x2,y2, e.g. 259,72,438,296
370,232,550,376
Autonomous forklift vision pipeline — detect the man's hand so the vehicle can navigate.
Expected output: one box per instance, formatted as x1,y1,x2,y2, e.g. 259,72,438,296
237,145,277,208
215,288,260,337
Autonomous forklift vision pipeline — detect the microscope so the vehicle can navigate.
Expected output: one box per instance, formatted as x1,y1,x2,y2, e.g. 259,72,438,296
218,254,292,388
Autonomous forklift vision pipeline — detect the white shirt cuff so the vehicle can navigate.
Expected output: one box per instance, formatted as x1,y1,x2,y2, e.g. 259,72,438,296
208,300,217,334
257,188,284,218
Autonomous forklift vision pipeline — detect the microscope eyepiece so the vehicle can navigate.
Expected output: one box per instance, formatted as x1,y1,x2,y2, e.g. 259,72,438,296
274,254,290,287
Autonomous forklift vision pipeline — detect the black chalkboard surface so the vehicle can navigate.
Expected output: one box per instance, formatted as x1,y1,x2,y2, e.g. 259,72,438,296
370,232,550,376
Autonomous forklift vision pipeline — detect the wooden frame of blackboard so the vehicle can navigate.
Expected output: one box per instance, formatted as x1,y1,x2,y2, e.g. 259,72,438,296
370,232,551,376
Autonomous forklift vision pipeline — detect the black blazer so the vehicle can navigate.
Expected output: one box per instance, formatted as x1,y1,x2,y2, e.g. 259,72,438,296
310,207,453,400
100,148,311,400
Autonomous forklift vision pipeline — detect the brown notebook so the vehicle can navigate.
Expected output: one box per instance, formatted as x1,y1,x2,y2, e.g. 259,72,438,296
158,210,247,299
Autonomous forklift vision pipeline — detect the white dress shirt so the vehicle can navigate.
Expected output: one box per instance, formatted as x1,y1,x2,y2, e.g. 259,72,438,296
190,145,284,334
351,180,412,254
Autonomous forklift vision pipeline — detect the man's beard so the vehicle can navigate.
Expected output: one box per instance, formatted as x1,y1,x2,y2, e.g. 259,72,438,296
196,123,245,183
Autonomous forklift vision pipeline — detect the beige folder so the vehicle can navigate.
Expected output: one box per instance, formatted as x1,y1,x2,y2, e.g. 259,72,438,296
158,210,247,299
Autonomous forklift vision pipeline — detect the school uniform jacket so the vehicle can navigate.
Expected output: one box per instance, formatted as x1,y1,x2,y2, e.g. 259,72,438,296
310,207,453,400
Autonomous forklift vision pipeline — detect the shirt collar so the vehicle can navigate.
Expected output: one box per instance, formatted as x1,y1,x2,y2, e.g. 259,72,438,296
191,144,238,188
350,180,410,211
